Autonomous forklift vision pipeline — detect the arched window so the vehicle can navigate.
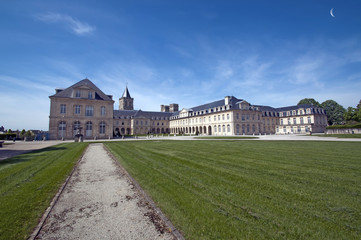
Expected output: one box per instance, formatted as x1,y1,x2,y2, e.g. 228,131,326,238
99,121,106,134
86,121,92,137
218,125,221,132
58,121,66,138
227,124,230,132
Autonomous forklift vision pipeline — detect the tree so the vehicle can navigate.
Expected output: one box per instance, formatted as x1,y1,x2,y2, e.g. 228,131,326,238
344,107,357,122
297,98,321,107
344,100,361,123
321,100,345,125
356,99,361,122
20,129,26,138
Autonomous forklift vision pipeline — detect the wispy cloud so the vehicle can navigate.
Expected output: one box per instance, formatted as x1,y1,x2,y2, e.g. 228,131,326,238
36,12,96,35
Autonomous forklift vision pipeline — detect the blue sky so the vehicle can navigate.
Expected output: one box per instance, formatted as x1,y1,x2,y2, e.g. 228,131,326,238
1,0,361,130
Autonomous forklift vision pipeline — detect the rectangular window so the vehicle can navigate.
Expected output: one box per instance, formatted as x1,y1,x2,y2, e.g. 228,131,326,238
75,105,81,115
307,116,312,124
60,104,66,114
75,90,81,98
88,91,93,99
99,122,106,134
280,119,283,125
300,117,304,124
85,106,94,116
86,122,92,136
101,106,106,116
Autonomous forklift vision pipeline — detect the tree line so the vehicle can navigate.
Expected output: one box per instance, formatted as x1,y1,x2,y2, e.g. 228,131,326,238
297,98,361,125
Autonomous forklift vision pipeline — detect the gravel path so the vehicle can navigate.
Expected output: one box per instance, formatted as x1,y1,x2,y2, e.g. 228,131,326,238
34,143,175,240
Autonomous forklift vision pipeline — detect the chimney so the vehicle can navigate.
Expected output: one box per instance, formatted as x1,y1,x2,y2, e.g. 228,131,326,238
55,88,64,94
161,105,170,112
169,103,179,112
225,96,231,105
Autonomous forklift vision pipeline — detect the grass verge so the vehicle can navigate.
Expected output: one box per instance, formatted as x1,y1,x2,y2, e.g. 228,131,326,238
320,134,361,138
195,136,258,139
0,143,88,240
105,140,361,240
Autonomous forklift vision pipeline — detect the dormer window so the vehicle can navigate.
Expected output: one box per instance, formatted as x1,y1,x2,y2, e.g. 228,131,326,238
88,91,93,99
76,90,81,98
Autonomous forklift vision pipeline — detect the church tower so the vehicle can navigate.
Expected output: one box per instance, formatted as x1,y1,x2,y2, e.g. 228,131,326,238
119,86,134,110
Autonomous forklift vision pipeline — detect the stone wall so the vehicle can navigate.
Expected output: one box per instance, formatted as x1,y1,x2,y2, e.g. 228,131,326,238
325,128,361,134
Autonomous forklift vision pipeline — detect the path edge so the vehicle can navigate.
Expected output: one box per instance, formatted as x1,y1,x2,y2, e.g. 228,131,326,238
28,143,89,240
103,143,185,240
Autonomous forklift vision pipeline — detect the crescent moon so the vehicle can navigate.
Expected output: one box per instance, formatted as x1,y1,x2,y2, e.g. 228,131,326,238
330,8,335,18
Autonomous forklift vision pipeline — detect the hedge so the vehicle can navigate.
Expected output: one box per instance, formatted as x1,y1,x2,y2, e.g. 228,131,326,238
326,123,361,129
0,133,17,140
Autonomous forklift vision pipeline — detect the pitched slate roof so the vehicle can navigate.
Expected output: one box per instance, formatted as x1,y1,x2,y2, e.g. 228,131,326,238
187,96,243,112
253,105,277,112
50,79,113,101
276,104,314,112
113,110,173,119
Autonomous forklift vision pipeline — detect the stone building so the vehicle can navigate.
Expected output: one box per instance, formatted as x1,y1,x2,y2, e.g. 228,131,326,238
49,79,328,139
169,96,327,136
49,79,174,140
275,104,328,134
49,79,114,140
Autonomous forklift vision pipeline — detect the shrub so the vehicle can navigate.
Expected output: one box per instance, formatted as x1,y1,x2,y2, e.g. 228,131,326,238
326,123,361,129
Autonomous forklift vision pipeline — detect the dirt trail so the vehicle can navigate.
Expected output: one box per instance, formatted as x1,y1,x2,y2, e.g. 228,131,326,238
34,143,174,240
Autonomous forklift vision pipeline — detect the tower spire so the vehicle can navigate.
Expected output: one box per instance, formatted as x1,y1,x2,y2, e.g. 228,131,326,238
119,85,134,110
122,85,131,98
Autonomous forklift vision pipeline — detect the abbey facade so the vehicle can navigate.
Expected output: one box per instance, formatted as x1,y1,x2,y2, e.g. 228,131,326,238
48,79,328,140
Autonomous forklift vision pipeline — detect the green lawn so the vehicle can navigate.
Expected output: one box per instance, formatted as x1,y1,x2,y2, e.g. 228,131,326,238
195,136,258,139
105,140,361,240
0,143,88,240
321,134,361,138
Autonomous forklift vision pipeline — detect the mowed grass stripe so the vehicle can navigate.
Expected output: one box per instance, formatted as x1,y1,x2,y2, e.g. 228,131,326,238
0,143,88,240
105,140,361,240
